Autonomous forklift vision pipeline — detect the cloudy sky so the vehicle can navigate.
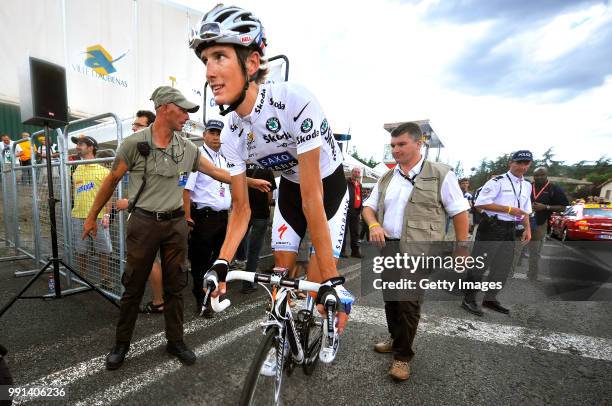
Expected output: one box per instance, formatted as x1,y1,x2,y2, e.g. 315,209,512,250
175,0,612,173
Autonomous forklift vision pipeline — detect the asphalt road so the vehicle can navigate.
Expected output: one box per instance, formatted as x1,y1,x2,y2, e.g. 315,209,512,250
0,240,611,405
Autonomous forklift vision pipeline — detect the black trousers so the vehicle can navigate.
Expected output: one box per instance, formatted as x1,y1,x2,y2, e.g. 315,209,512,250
381,241,422,362
342,207,361,254
465,219,516,302
188,209,227,306
117,211,189,343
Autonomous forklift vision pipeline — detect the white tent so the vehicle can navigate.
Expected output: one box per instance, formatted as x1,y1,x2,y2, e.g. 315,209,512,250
342,154,381,184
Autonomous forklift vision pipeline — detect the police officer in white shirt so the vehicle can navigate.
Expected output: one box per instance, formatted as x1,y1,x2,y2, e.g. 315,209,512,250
462,150,533,317
184,119,231,317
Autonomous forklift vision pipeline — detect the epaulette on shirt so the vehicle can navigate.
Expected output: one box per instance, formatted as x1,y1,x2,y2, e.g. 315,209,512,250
493,175,504,181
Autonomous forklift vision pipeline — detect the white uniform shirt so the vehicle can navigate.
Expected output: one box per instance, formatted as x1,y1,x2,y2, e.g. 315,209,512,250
2,141,22,162
185,144,231,211
474,171,532,221
221,82,343,183
364,157,470,239
37,144,59,160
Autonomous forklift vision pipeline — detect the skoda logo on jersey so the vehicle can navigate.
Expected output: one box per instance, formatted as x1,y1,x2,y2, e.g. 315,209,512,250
266,117,281,133
263,132,290,143
257,152,298,171
301,118,313,133
320,118,329,134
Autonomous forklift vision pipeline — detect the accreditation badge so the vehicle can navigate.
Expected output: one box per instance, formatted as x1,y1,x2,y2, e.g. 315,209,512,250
178,171,188,187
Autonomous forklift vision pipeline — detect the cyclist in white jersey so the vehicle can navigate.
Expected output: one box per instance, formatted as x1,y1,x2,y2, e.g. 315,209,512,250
189,4,353,332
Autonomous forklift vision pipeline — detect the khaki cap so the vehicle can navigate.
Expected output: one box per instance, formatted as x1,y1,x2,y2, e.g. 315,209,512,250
150,86,199,113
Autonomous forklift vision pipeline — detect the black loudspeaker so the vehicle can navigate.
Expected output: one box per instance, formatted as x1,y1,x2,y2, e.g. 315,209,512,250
19,56,69,129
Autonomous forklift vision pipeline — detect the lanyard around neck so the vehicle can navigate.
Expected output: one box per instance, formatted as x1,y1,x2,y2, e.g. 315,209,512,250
532,181,549,201
399,160,425,185
506,173,522,208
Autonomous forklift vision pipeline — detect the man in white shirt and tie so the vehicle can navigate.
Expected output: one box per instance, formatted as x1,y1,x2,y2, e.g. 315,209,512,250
184,119,232,318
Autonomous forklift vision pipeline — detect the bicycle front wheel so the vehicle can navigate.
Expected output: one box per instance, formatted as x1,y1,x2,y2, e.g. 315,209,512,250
240,326,287,406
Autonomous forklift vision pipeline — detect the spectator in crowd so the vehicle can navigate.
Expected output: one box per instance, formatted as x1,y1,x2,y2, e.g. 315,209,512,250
36,135,59,162
528,167,569,280
240,163,276,293
360,187,372,242
132,110,157,133
362,122,469,381
70,135,113,287
18,133,33,185
184,119,231,318
1,134,23,164
459,177,475,234
463,151,532,317
342,167,363,258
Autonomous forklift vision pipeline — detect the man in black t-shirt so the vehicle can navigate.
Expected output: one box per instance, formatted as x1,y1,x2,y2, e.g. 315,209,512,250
529,167,569,279
240,164,277,293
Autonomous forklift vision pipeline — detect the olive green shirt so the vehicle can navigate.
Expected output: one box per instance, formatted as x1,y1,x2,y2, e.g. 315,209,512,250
117,127,200,212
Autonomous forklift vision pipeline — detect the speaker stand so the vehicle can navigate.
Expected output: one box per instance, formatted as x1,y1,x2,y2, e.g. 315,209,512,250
0,124,118,319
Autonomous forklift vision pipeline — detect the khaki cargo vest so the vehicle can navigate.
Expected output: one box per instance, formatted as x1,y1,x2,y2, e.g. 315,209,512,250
376,160,451,242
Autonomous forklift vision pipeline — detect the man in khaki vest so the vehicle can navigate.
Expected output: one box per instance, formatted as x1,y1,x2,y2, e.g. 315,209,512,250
363,122,469,381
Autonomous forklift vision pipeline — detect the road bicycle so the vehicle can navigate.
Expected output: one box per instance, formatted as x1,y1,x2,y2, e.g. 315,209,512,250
204,268,339,406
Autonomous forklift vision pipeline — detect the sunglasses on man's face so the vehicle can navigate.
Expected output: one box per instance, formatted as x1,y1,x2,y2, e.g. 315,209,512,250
132,123,147,129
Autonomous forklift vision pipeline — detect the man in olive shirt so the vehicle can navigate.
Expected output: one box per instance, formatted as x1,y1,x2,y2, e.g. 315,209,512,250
83,86,269,370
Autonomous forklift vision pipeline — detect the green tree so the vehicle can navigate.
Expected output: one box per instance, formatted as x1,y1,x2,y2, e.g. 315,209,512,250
350,147,378,168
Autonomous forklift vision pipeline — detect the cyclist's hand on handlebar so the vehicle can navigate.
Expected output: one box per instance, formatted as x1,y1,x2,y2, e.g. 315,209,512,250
315,277,354,334
203,259,229,298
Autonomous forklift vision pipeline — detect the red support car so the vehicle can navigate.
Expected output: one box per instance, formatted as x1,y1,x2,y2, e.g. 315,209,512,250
549,204,612,241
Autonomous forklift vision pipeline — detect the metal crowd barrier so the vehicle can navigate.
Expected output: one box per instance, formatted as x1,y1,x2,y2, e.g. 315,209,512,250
60,113,125,300
1,115,282,301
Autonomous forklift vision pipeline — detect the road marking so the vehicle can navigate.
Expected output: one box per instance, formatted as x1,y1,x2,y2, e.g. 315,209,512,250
13,301,265,405
351,305,612,362
72,320,261,406
14,264,361,404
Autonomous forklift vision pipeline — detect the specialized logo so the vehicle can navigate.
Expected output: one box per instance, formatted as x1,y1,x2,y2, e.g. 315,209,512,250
263,132,290,144
257,152,298,171
301,118,313,133
293,101,310,121
278,223,288,240
84,44,128,76
269,97,285,110
320,118,329,134
266,117,281,133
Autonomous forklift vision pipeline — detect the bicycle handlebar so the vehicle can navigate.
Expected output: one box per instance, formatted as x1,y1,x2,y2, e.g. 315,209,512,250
205,271,324,312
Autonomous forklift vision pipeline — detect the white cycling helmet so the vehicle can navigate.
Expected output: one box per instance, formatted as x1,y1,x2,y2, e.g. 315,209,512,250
189,4,267,57
189,4,268,116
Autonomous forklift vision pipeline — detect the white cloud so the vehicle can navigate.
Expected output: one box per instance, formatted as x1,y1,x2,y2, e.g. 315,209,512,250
176,0,612,173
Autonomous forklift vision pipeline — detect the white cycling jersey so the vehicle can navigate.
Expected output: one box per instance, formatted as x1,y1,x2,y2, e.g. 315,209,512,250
221,82,343,183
